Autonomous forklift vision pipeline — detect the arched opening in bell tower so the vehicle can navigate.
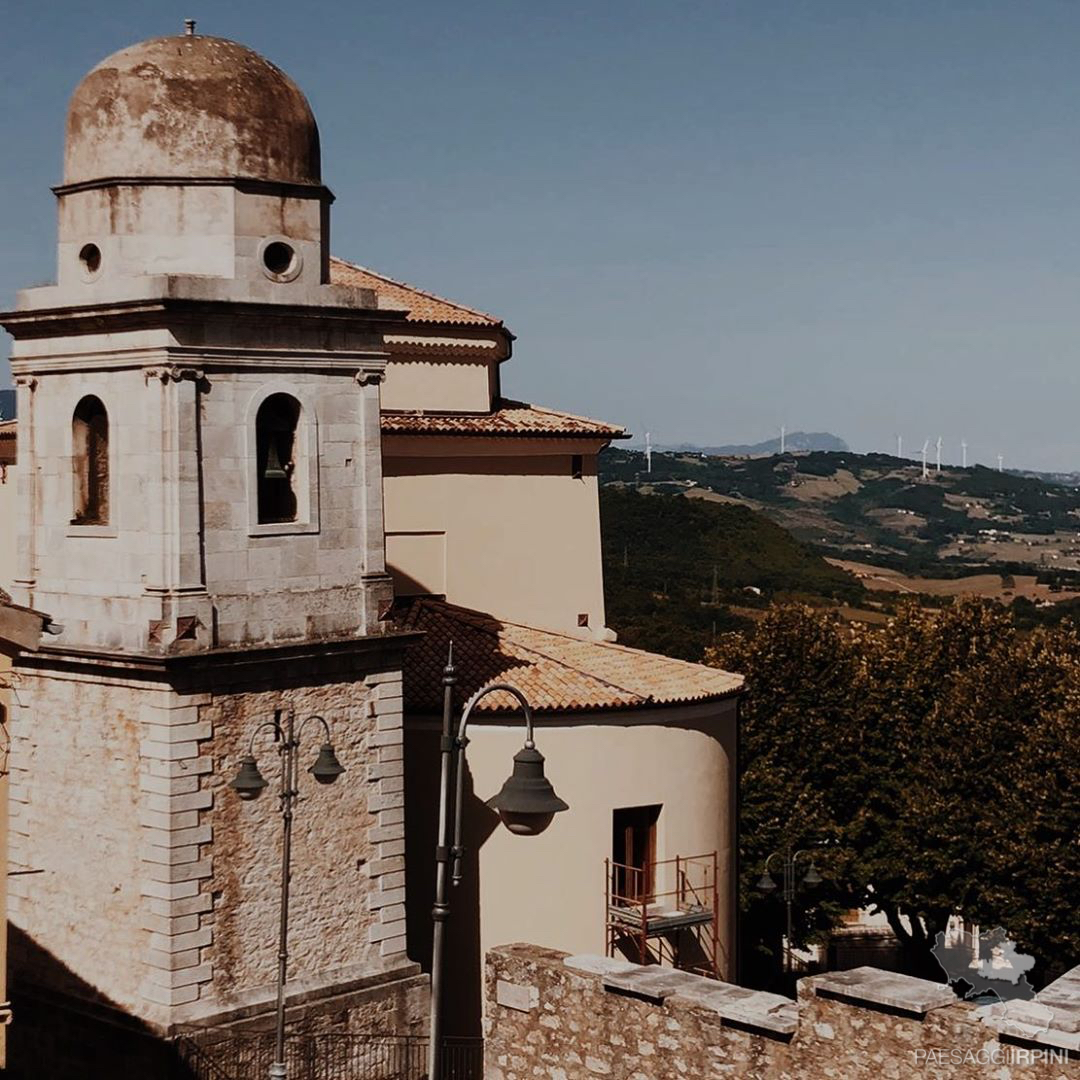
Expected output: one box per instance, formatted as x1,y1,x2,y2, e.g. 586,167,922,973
256,393,302,524
71,395,109,525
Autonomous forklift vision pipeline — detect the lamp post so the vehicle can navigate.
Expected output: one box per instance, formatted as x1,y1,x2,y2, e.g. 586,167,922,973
756,849,822,974
229,710,346,1080
428,648,569,1080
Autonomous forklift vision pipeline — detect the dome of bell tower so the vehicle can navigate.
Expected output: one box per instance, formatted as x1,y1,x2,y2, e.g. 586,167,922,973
64,31,321,187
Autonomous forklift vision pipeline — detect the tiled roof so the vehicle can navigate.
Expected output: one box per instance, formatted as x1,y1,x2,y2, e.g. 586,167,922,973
329,256,502,327
381,400,629,440
393,597,743,715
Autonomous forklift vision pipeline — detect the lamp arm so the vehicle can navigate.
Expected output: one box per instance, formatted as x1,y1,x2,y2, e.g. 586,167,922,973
449,683,535,885
246,717,282,758
764,850,782,874
297,713,331,746
456,683,534,747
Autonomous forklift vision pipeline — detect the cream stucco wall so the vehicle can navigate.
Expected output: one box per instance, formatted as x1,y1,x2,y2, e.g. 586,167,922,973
405,699,739,1034
384,442,608,635
380,358,496,413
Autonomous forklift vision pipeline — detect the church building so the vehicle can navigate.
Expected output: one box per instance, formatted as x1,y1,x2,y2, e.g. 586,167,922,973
0,26,742,1069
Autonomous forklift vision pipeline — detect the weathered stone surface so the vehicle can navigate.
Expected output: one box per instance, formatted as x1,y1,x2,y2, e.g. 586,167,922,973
485,944,1078,1079
812,965,956,1015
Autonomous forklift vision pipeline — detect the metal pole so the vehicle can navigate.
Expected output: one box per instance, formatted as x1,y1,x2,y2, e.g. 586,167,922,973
270,710,295,1080
783,853,793,976
428,650,456,1080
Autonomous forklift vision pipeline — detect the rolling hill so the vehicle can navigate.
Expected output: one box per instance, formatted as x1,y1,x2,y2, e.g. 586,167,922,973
601,447,1080,584
600,487,862,660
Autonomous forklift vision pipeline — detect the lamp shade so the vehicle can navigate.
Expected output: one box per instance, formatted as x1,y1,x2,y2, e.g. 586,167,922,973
756,872,777,892
803,863,822,886
309,743,345,784
230,755,268,800
487,745,568,836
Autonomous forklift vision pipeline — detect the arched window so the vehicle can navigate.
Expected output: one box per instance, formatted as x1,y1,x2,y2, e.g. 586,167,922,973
72,395,109,525
256,393,301,524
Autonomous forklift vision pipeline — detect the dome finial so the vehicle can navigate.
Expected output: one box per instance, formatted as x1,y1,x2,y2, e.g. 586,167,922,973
184,18,196,36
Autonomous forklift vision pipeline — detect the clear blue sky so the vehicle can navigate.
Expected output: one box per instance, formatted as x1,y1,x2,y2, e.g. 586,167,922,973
4,1,1080,469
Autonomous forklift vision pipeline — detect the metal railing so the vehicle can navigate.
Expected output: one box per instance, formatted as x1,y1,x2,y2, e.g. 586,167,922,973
605,851,720,977
172,1032,484,1080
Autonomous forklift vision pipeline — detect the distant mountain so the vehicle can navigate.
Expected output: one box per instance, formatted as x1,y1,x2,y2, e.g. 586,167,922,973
661,432,849,456
0,389,13,421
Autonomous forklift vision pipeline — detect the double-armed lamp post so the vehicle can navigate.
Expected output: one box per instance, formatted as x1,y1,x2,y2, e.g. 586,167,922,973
757,849,822,974
428,648,569,1080
229,710,346,1080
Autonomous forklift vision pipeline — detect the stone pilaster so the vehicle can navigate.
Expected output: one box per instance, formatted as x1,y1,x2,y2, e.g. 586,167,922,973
137,693,215,1016
11,375,36,606
365,669,408,962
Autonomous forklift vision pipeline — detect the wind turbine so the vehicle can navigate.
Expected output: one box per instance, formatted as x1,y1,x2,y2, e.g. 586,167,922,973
997,454,1004,474
645,431,652,474
935,436,942,474
921,439,930,479
780,425,786,455
896,434,903,460
961,440,968,469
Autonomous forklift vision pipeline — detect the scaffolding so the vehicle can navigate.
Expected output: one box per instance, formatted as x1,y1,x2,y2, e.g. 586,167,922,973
604,852,720,979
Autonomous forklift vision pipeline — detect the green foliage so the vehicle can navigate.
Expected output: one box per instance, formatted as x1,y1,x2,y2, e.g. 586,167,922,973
711,602,1080,987
599,489,863,659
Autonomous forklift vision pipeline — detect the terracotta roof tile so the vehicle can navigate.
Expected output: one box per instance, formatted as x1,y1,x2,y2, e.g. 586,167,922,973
393,598,743,715
329,256,502,326
381,400,629,440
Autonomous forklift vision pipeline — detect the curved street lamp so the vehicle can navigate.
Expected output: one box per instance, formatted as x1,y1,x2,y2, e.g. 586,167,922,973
429,646,568,1080
757,848,822,974
229,710,345,1080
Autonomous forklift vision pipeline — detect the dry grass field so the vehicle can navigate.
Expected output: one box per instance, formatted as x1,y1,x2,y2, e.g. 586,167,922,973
826,559,1080,603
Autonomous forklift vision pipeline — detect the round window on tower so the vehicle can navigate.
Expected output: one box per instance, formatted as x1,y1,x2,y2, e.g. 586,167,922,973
78,243,102,280
259,238,302,283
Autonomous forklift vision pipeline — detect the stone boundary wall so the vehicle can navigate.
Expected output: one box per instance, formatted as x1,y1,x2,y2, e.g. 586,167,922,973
484,944,1078,1079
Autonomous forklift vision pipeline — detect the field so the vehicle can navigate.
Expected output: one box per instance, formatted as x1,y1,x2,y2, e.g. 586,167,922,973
826,559,1080,603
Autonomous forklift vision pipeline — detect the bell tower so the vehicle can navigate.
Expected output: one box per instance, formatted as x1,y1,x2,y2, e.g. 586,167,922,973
0,30,423,1063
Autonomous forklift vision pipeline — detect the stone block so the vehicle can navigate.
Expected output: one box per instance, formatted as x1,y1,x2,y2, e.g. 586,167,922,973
142,912,201,936
142,824,213,848
144,946,204,972
147,892,213,918
811,966,956,1016
139,773,201,797
140,739,200,762
140,979,201,1007
143,789,213,814
142,858,212,884
140,843,200,866
140,878,200,901
368,887,405,910
145,964,213,990
138,808,201,831
379,936,407,958
148,926,213,953
368,919,406,944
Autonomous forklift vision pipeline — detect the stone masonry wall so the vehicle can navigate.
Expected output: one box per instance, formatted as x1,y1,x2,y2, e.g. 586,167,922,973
8,664,154,1014
195,666,409,1018
8,644,414,1037
484,945,1077,1080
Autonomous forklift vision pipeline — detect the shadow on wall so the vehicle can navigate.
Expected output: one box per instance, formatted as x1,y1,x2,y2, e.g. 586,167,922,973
6,924,194,1080
404,735,499,1040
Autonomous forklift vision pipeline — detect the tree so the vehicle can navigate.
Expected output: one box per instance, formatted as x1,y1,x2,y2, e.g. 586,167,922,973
709,600,1080,987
